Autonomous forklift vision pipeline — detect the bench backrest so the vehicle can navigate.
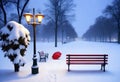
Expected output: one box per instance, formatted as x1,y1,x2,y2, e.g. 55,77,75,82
66,54,108,64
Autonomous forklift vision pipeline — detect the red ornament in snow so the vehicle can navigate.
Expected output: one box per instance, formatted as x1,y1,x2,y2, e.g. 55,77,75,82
52,51,61,60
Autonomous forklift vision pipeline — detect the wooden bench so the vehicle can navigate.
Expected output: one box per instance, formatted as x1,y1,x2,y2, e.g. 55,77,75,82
66,54,108,72
38,51,49,62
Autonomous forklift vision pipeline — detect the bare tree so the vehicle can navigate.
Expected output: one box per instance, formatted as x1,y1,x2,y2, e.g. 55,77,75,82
0,0,9,25
16,0,29,23
0,0,29,26
45,0,75,47
10,0,29,23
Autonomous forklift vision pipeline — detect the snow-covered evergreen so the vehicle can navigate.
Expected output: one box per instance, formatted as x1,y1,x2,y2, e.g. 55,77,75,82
0,21,30,72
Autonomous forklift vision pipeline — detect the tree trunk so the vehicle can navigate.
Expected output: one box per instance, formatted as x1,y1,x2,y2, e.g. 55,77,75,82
118,31,120,43
55,20,58,47
109,35,112,43
117,20,120,44
0,0,7,25
17,0,29,24
14,64,20,72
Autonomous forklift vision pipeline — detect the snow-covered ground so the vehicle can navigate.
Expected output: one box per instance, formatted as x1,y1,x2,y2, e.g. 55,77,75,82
0,40,120,82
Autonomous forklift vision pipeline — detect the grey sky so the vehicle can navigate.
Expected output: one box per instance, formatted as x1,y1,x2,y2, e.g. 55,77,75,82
29,0,113,37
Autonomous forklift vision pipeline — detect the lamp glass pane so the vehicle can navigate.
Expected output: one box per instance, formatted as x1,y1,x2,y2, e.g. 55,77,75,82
37,15,44,23
36,14,44,23
24,13,33,23
25,15,32,23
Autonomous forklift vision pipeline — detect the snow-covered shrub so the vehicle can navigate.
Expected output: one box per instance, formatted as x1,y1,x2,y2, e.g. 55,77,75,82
0,21,30,72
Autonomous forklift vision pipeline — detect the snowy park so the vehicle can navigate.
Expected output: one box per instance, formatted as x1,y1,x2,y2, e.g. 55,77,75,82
0,0,120,82
0,40,120,82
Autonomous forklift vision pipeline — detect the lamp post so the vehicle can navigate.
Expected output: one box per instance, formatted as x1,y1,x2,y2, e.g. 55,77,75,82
24,8,44,74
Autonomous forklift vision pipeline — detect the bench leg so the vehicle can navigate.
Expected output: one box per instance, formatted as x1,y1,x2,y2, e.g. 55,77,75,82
44,57,46,62
101,65,102,70
68,64,70,71
46,54,49,58
103,65,105,72
39,58,41,62
101,64,106,72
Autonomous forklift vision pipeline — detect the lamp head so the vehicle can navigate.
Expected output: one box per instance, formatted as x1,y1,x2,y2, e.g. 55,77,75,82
35,14,44,23
23,13,33,24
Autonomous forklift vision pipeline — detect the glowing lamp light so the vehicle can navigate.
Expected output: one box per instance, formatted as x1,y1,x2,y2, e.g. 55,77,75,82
36,14,44,23
23,13,33,24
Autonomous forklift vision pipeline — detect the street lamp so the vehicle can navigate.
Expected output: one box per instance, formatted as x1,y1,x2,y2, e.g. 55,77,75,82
24,8,44,74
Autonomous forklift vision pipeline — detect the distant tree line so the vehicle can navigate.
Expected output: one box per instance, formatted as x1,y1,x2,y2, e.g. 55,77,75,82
41,20,77,42
26,20,77,43
82,16,117,42
82,0,120,43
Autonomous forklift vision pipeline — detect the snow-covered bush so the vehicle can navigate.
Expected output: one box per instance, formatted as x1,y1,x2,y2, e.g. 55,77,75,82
0,21,30,72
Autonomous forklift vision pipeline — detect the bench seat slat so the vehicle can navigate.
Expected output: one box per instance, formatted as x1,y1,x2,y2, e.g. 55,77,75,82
66,57,108,59
66,54,108,56
66,60,107,61
66,63,108,64
66,61,108,64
